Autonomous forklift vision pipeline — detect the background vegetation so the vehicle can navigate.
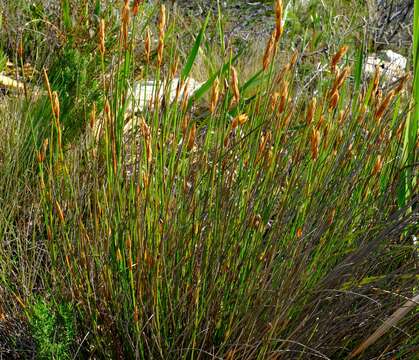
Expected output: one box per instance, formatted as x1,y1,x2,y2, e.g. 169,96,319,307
0,0,417,359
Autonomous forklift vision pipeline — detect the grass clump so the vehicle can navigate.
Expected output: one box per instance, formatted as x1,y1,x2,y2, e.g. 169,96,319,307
0,0,418,359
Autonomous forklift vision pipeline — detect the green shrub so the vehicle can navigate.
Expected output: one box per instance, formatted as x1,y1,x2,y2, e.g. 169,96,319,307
27,298,75,360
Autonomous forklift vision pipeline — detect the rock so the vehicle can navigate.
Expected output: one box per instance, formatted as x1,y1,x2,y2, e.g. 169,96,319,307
0,74,25,92
364,50,407,82
125,77,203,115
92,77,203,142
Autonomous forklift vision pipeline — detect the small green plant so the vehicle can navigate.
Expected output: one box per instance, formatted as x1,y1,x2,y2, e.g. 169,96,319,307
27,298,75,360
0,1,417,359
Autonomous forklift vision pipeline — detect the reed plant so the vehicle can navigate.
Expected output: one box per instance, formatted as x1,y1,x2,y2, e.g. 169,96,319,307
0,1,417,359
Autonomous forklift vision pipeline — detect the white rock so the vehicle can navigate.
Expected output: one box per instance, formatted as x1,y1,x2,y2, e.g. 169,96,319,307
125,77,203,115
381,50,407,70
364,50,407,82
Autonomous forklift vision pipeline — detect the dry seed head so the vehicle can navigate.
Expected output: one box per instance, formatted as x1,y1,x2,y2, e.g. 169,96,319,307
121,0,130,48
337,109,345,124
132,0,141,16
52,91,60,120
104,99,111,123
231,116,239,129
375,90,395,121
182,114,190,138
372,65,381,94
55,200,65,224
37,140,48,164
181,84,190,112
145,27,151,63
42,138,48,160
283,108,293,127
310,128,321,160
17,37,24,58
357,103,367,123
327,209,336,225
296,228,303,238
336,66,351,89
274,0,284,41
270,92,279,110
331,45,348,72
237,113,248,126
145,137,152,164
316,115,325,129
306,97,317,125
210,78,220,114
329,66,350,98
43,68,53,104
278,80,288,113
116,248,122,263
394,74,409,95
143,173,149,188
99,19,105,56
170,56,180,78
187,123,196,151
328,90,339,112
263,31,275,71
372,155,383,175
231,66,240,104
375,89,383,106
157,5,166,66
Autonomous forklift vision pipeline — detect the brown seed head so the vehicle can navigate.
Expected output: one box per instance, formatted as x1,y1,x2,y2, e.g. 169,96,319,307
231,66,240,104
328,90,339,112
375,90,395,122
55,200,65,224
187,123,196,151
99,19,105,56
210,78,220,114
306,97,317,125
337,109,345,124
372,155,383,175
52,91,60,120
157,5,166,66
270,92,279,111
121,0,130,48
372,65,381,95
17,37,24,58
331,45,348,72
104,99,111,118
327,209,336,225
170,56,180,78
145,138,152,164
132,0,141,16
310,128,321,160
145,27,151,63
263,31,275,71
394,74,409,95
278,80,288,113
43,68,53,104
231,116,239,129
182,114,190,138
237,113,248,126
274,0,284,41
